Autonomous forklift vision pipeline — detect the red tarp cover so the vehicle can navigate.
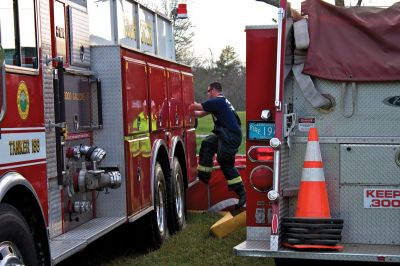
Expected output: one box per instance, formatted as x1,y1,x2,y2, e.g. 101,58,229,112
301,0,400,82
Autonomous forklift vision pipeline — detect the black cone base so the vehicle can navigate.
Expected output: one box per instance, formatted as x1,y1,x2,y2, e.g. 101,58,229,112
282,217,344,247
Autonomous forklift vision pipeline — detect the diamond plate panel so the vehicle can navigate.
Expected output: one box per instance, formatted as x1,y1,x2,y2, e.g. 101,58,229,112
288,143,340,218
69,7,91,67
91,46,126,218
40,0,57,178
48,178,62,238
50,217,125,264
40,0,61,236
270,235,279,251
340,185,400,244
293,78,400,137
340,144,400,184
279,140,290,244
247,226,270,241
280,140,290,191
90,82,98,126
278,84,294,246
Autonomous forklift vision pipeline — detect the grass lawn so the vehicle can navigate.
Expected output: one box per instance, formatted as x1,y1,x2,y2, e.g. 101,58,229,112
196,111,246,154
58,212,274,266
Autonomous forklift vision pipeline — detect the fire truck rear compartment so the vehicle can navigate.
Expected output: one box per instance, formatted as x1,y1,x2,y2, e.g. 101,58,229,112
287,78,400,244
236,77,400,262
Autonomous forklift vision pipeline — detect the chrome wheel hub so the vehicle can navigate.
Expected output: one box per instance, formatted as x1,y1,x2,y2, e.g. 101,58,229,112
156,181,165,234
0,241,24,266
175,173,183,220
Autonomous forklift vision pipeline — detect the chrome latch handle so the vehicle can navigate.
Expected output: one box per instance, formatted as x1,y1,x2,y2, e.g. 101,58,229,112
268,138,281,201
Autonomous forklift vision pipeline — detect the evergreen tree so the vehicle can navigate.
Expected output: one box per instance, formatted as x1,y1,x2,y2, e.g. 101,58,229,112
215,46,241,79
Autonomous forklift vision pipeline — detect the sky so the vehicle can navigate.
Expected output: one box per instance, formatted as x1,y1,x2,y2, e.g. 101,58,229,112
143,0,278,62
142,0,398,63
186,0,277,62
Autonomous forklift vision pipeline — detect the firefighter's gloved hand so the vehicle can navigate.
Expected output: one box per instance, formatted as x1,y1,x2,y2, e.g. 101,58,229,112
61,127,68,139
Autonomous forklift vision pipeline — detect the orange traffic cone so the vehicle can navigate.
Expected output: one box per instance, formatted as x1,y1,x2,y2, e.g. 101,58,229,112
282,127,343,251
295,127,330,218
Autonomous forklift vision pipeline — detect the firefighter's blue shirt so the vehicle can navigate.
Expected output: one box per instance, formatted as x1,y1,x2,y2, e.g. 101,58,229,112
202,95,241,132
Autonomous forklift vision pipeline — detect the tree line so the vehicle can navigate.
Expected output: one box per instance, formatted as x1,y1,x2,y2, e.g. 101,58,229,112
193,46,246,111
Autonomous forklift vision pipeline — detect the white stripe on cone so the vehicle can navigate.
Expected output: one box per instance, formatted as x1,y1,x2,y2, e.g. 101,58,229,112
301,168,326,182
304,141,322,162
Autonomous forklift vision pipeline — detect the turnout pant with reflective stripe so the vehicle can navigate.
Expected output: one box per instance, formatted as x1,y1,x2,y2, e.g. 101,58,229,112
198,127,243,191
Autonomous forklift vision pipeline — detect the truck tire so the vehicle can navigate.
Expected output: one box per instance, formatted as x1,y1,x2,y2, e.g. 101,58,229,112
147,162,168,249
167,157,186,233
0,203,39,266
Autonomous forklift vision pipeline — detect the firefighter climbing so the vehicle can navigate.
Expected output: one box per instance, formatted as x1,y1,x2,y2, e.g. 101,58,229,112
191,82,246,210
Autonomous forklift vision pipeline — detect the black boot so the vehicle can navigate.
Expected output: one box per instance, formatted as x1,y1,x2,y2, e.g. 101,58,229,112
234,185,246,209
198,175,210,184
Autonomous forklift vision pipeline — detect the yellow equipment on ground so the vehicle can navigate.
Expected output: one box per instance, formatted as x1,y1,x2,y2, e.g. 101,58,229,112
210,211,246,239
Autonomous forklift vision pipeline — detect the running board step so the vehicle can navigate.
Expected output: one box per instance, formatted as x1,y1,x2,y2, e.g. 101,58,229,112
50,216,126,265
234,240,400,263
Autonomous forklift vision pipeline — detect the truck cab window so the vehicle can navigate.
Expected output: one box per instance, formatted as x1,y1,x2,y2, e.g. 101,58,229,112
0,0,37,69
0,0,17,66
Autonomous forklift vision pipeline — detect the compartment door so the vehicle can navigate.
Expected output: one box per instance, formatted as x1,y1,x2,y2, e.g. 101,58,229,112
148,63,168,131
340,144,400,244
125,139,142,215
68,6,90,67
182,72,195,128
122,57,149,136
167,69,183,129
54,1,67,62
181,71,196,183
140,136,152,208
64,74,91,135
185,129,197,184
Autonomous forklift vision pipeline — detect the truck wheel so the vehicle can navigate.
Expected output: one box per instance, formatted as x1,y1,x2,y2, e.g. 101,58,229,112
0,203,39,266
147,162,168,249
167,157,186,233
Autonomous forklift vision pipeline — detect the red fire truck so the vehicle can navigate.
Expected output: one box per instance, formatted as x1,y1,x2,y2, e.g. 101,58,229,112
234,0,400,264
0,0,196,265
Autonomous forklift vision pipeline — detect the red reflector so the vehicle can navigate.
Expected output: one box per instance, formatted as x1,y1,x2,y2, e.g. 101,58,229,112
377,256,386,262
248,146,274,162
250,165,273,192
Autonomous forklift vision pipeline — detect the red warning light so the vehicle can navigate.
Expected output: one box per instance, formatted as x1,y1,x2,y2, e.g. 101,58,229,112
177,3,188,19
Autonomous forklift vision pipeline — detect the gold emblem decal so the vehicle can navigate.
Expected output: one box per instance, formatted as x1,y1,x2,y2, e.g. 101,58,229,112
17,81,30,120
